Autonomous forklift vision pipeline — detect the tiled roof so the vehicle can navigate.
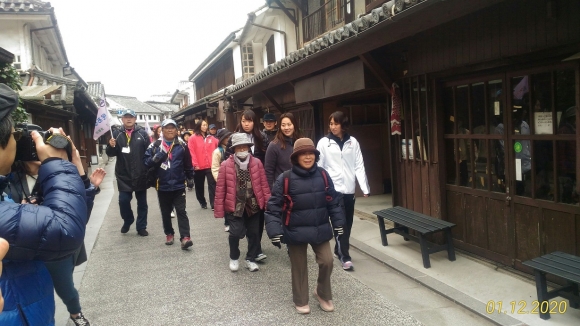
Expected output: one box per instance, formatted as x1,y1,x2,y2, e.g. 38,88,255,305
173,88,226,118
145,101,179,113
20,67,78,104
227,1,423,95
87,82,105,100
107,95,162,114
0,0,50,12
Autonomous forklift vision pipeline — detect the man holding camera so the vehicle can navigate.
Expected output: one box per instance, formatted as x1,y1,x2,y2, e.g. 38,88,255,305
106,109,151,236
0,84,88,325
144,119,195,249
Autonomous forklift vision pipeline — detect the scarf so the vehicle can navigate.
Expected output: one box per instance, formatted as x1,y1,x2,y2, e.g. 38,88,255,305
234,155,250,170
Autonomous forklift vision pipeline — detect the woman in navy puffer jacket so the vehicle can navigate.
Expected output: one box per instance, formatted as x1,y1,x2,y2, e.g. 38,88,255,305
265,138,345,314
0,158,87,326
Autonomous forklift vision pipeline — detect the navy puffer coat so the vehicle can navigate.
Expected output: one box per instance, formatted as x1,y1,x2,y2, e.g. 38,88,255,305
265,165,345,245
0,158,87,326
143,138,194,191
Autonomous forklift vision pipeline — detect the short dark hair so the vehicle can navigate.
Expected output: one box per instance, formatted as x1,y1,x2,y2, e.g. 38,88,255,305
328,111,349,131
0,116,14,149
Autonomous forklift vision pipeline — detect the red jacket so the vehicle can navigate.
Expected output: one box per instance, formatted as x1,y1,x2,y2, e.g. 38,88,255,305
214,156,271,218
188,134,218,170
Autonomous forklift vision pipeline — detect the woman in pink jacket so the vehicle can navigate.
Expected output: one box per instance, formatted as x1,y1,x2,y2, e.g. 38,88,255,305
188,119,218,209
214,133,271,273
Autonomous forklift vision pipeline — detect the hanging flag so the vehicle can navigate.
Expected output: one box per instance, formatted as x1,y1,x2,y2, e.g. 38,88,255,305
93,97,111,140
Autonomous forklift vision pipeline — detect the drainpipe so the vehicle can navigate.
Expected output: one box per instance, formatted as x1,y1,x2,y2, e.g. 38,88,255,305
250,23,287,57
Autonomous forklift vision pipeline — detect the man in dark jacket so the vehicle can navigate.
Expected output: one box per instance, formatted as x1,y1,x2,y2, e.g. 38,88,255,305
262,113,277,142
0,83,87,325
144,119,195,249
107,109,151,236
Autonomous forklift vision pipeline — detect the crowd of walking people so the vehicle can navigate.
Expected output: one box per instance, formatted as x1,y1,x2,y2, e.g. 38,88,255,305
0,80,370,324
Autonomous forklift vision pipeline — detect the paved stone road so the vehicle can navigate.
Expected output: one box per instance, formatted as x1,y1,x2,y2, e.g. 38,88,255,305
76,187,423,325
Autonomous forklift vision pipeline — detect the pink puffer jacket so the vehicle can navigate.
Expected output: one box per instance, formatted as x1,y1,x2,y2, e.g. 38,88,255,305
214,156,271,218
188,134,218,170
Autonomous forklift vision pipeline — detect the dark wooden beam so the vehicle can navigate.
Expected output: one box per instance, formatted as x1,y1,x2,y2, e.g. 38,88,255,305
271,0,298,25
358,53,393,95
262,91,285,112
289,0,305,15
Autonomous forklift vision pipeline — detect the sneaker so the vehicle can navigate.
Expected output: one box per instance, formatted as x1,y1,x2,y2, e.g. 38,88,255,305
212,208,215,211
70,312,90,326
137,229,149,236
201,204,208,209
255,253,267,262
342,261,353,271
181,237,193,250
295,304,311,314
245,260,259,272
165,234,174,245
229,259,239,272
224,225,230,232
313,289,334,312
170,211,176,218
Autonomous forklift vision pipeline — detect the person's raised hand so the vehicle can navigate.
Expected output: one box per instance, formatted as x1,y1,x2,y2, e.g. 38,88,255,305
108,138,116,148
0,238,9,311
32,130,68,161
90,168,106,188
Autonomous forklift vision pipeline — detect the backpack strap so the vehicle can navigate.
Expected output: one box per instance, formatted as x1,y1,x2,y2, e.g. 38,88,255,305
281,170,293,226
319,168,333,202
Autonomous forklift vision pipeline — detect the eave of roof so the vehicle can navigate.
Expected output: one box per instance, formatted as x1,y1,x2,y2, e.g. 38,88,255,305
188,29,241,81
172,88,227,118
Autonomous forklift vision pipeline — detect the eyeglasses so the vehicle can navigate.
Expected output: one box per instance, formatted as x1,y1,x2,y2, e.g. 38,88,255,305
12,129,23,141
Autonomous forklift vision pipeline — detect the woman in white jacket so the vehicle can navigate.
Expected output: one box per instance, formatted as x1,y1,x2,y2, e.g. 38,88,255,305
316,111,369,271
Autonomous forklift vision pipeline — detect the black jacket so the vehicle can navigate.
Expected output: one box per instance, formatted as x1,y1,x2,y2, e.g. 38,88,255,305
106,124,151,192
143,138,194,191
264,136,294,188
265,165,345,245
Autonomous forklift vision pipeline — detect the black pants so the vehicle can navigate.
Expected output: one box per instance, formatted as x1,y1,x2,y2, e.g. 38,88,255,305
227,212,260,262
257,210,264,255
158,189,190,239
335,194,355,262
194,168,216,208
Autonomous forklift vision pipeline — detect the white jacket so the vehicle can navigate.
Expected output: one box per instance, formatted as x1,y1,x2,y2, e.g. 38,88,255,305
316,135,370,195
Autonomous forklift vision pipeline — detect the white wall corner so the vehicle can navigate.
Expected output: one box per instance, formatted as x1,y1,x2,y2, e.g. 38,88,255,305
232,44,243,81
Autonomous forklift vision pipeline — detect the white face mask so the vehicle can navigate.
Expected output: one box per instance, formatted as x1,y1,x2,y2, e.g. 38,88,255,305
235,150,249,160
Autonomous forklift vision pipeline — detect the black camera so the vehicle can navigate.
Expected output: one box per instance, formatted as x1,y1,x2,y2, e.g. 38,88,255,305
15,123,72,161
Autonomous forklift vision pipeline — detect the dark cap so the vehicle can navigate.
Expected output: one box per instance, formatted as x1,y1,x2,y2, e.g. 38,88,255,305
208,124,216,130
0,83,18,121
216,128,232,144
263,113,276,121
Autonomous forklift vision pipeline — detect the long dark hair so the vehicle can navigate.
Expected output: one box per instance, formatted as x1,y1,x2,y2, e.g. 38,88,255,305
152,125,162,141
193,119,207,136
273,112,302,149
235,110,264,151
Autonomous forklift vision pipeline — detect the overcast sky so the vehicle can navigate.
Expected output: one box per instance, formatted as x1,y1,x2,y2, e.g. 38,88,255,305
48,0,266,100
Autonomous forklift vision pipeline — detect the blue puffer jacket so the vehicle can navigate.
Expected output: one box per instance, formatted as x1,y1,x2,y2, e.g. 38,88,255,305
265,165,345,245
143,138,194,191
0,158,87,326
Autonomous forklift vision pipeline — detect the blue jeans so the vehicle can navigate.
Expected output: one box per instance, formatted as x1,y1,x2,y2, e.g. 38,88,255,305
119,190,148,230
45,255,81,315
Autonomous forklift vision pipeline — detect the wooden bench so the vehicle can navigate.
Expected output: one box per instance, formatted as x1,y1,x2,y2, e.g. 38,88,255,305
522,251,580,320
373,206,456,268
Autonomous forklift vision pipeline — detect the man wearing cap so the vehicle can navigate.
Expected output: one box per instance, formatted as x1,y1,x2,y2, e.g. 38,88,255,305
0,84,88,325
144,119,195,249
106,109,151,236
262,113,278,142
208,124,218,136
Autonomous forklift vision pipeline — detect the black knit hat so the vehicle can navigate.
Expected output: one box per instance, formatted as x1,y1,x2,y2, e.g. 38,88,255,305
0,83,18,121
216,128,232,144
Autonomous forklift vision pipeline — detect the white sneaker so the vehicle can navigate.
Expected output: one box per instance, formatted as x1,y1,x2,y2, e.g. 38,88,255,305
229,259,239,272
224,225,230,232
255,253,267,262
170,211,176,218
245,260,259,272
